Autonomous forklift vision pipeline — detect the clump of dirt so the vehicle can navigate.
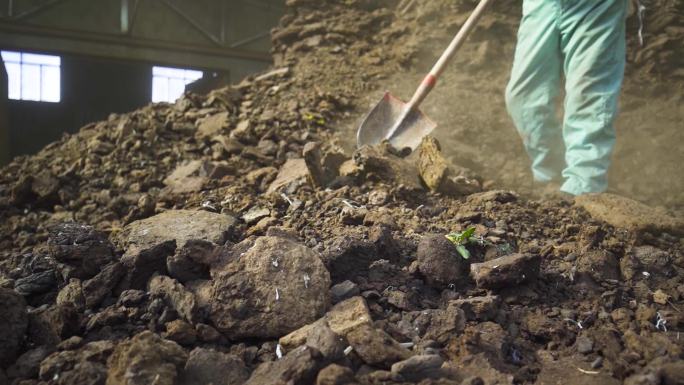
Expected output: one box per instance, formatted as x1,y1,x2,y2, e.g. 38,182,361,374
0,0,682,384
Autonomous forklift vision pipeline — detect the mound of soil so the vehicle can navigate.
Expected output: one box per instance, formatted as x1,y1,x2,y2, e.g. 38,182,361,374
0,1,682,384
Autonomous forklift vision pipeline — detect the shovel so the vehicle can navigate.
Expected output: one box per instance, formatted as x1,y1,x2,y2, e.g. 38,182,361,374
356,0,495,151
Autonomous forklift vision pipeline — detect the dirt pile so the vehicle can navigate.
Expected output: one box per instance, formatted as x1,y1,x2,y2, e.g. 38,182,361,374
0,0,683,384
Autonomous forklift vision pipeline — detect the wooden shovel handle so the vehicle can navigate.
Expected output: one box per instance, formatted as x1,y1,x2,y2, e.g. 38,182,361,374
407,0,495,109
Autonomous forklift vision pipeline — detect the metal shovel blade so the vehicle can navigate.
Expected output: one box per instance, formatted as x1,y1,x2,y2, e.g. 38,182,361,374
356,92,437,151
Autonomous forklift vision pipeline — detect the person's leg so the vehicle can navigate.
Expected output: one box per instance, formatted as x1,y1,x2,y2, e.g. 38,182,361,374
559,0,627,195
505,0,564,184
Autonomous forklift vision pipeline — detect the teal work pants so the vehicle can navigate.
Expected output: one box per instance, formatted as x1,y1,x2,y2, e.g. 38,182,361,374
505,0,627,195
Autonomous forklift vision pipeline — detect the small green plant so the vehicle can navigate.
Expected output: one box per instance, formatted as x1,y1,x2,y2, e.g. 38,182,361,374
445,227,476,260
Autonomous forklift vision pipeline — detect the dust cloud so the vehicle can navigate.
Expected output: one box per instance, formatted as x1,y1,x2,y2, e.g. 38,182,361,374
350,0,683,212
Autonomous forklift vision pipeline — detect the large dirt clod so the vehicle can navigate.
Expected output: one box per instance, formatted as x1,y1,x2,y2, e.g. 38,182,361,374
346,324,412,369
0,288,28,367
209,236,330,339
470,253,541,289
106,331,188,385
178,348,249,385
416,234,470,288
418,136,481,196
245,346,324,385
117,210,237,289
47,223,115,280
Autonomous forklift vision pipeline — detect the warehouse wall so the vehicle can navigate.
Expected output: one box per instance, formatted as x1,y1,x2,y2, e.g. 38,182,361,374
0,0,284,162
0,62,8,164
6,55,152,158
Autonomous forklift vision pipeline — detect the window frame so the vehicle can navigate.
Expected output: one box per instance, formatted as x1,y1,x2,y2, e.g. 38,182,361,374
151,66,203,103
1,50,61,103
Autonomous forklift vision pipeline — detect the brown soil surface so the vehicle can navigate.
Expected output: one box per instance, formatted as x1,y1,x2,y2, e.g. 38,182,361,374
0,1,682,384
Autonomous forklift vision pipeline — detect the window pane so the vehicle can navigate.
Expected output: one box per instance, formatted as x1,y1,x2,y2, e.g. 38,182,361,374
1,51,21,63
152,76,169,103
184,70,203,83
5,62,21,100
152,66,203,103
168,77,186,102
153,66,186,78
41,65,60,102
21,63,41,101
22,53,60,66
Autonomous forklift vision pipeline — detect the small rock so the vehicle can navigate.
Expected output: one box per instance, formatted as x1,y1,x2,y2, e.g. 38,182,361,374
149,275,198,324
31,169,61,202
47,223,115,279
338,159,362,179
339,205,367,225
28,305,80,346
279,320,325,352
196,323,222,343
106,331,188,385
346,324,411,368
326,296,373,337
197,111,229,138
367,189,389,206
591,356,604,369
385,289,412,310
57,336,84,350
267,158,309,193
166,240,213,283
417,234,469,288
14,270,57,296
321,234,378,283
466,190,518,205
352,144,422,191
470,253,541,289
164,320,197,346
279,297,372,352
398,305,466,344
316,364,355,385
303,142,327,187
178,348,249,385
461,376,485,385
306,322,346,361
576,336,594,354
212,135,245,155
56,279,85,311
418,136,480,196
6,345,54,380
661,361,684,385
451,295,500,321
330,280,360,303
245,346,323,385
242,206,271,224
163,160,207,194
117,290,146,307
39,340,114,381
82,262,125,309
391,355,444,382
576,250,620,282
653,289,670,305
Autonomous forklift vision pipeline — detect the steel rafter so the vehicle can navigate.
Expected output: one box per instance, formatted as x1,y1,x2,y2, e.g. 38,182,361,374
160,0,223,47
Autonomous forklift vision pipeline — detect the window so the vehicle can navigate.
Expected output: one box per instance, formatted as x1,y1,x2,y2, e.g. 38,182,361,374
1,51,61,103
152,66,203,103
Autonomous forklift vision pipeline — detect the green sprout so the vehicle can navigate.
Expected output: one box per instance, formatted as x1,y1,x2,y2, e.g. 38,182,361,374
445,227,476,260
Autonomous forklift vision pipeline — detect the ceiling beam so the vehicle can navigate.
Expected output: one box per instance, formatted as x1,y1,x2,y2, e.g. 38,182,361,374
0,20,272,70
